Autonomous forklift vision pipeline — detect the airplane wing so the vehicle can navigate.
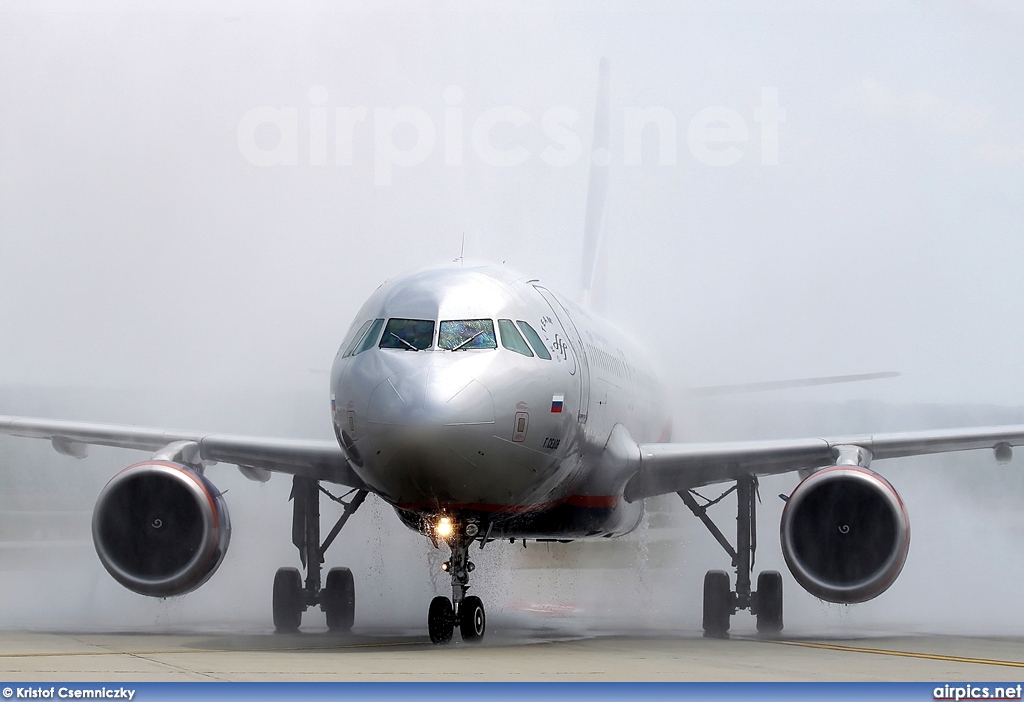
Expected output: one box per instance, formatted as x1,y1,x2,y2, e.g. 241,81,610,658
0,415,368,489
623,424,1024,501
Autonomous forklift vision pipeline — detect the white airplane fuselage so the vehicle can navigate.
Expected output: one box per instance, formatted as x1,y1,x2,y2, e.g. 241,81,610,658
4,260,1015,640
329,265,672,539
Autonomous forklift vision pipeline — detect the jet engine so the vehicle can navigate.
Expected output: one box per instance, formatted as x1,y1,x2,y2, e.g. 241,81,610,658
780,466,909,603
92,461,231,597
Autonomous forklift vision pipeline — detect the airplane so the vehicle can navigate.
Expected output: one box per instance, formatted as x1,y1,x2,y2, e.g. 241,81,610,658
3,261,1024,644
4,63,1024,645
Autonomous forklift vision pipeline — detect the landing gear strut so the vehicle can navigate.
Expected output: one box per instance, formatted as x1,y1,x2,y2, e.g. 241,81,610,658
680,474,783,637
273,476,367,633
428,524,487,645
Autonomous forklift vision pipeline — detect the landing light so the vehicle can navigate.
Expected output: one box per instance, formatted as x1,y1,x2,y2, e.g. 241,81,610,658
435,516,454,539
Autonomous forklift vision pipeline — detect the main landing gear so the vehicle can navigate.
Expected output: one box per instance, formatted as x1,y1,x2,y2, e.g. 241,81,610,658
273,475,368,633
428,522,487,645
679,474,783,638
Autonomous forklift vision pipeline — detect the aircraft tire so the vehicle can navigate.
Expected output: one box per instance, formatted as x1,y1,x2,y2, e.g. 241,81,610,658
459,595,486,643
428,596,455,645
755,570,784,634
702,570,732,638
273,567,303,632
323,567,356,632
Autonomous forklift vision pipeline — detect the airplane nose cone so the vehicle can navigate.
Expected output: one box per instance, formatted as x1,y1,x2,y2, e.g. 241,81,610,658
361,365,500,506
368,366,494,426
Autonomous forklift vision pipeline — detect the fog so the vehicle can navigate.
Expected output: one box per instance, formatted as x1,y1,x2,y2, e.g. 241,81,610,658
2,1,1024,638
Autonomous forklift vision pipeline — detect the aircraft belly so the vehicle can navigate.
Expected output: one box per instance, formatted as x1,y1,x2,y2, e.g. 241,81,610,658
354,425,571,509
494,498,644,539
391,493,643,539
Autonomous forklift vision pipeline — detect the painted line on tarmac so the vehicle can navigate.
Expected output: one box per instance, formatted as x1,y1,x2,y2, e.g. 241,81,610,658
0,640,424,658
749,638,1024,669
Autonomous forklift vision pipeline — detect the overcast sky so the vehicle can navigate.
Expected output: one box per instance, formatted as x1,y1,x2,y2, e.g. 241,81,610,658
1,0,1023,411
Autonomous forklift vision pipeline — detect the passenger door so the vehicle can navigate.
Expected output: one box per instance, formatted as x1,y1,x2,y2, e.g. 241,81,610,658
532,285,591,425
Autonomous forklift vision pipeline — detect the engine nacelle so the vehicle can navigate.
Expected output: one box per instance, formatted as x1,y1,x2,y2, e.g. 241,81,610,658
780,465,909,604
92,461,231,597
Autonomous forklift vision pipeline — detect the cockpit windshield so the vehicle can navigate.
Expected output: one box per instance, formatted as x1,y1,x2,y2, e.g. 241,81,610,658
438,319,497,351
379,318,435,351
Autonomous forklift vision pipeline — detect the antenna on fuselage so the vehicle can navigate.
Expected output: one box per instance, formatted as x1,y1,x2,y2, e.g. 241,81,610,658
454,232,466,266
580,57,610,313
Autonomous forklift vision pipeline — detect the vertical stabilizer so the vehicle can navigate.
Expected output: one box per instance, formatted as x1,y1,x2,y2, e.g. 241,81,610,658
580,58,610,313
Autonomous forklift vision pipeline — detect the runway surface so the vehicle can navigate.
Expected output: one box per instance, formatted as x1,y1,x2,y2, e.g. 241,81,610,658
2,628,1024,681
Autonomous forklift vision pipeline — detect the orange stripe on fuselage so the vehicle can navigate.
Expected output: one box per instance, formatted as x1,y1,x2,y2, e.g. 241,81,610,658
565,494,619,508
394,493,620,514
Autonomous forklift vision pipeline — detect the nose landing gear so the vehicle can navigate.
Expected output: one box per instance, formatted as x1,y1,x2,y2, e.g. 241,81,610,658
428,524,487,645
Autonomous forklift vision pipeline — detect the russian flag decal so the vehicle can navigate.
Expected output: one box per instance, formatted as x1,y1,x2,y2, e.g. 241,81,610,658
551,394,564,413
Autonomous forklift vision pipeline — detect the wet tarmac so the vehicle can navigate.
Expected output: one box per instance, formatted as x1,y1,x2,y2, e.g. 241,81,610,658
1,628,1023,681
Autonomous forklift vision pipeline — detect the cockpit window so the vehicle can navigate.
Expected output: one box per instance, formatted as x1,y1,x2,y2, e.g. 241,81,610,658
438,319,497,351
517,321,552,360
379,318,434,351
498,319,533,357
341,319,373,358
353,318,385,355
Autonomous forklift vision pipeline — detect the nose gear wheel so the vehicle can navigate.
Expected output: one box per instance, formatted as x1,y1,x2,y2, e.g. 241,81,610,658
428,596,455,644
429,525,488,644
459,595,486,642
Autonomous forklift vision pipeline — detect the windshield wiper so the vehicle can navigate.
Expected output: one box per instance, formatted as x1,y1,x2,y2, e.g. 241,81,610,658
451,330,485,351
389,332,419,351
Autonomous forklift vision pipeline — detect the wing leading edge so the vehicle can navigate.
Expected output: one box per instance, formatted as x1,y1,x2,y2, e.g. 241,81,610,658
624,424,1024,502
5,415,1023,506
0,415,368,489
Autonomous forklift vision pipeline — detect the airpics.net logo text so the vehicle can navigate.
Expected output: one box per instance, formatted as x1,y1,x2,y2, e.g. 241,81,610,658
934,685,1024,701
236,85,786,185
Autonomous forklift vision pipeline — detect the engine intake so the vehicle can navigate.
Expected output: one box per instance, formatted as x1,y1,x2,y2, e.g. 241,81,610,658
92,461,230,597
780,466,909,604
